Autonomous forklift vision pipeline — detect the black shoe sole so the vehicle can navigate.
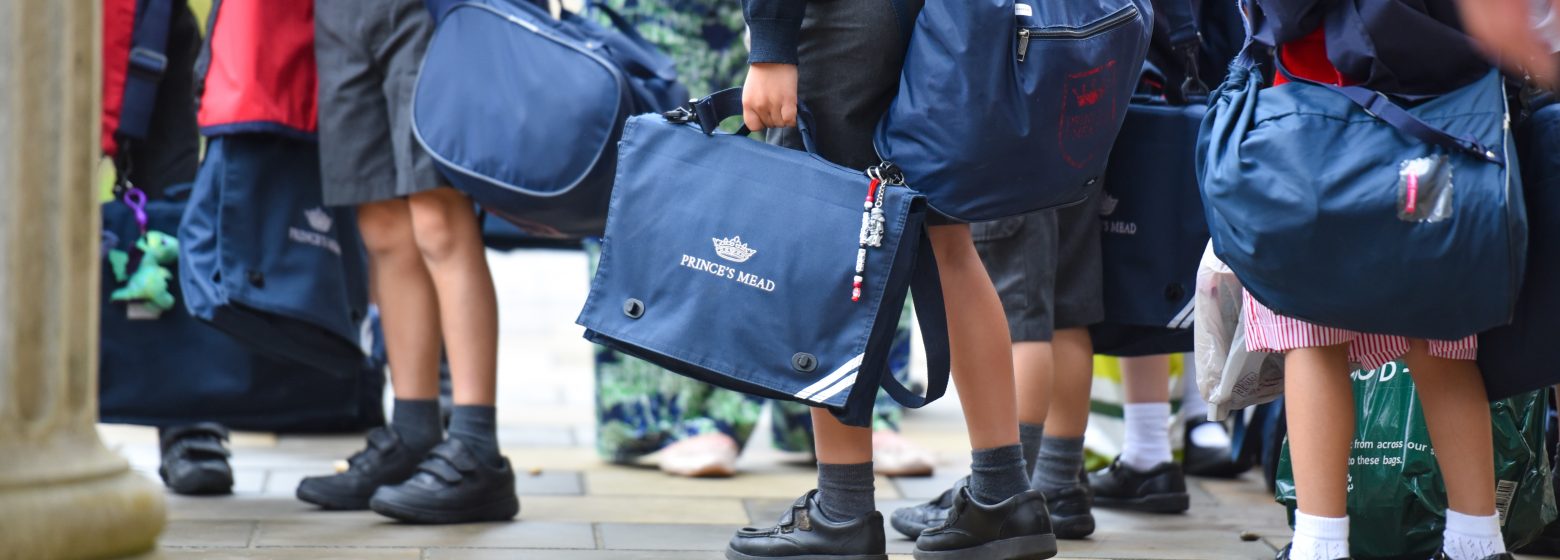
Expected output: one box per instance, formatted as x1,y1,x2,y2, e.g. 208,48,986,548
368,494,520,524
1052,512,1095,540
912,534,1058,560
160,466,234,496
725,550,887,560
1092,492,1189,514
296,484,373,511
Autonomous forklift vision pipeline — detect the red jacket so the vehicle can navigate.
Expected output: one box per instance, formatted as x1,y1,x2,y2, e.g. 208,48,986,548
101,0,138,156
197,0,318,137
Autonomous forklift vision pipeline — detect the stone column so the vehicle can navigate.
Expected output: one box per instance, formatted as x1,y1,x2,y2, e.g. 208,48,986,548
0,1,167,558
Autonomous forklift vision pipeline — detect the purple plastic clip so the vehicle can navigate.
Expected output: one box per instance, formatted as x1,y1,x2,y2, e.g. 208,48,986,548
122,185,149,235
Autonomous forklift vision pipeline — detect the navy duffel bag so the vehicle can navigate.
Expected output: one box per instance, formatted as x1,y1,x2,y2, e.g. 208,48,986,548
413,0,687,238
179,134,371,377
875,0,1152,221
578,89,950,427
1197,3,1526,341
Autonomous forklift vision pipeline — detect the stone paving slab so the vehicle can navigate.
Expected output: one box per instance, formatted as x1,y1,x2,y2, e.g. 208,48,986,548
252,520,597,549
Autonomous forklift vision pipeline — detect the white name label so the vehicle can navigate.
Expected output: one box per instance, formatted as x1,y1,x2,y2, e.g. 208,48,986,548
1015,3,1033,17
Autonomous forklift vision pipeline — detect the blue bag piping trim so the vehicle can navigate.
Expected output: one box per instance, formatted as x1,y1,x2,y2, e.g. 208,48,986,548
410,1,628,199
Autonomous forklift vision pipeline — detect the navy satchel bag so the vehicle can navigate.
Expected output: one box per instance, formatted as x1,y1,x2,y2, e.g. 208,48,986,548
875,0,1152,221
413,0,687,238
578,89,951,427
1196,3,1526,341
180,135,372,377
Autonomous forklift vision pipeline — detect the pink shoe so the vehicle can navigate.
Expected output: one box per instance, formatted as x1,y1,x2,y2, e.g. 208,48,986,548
658,433,739,478
873,430,936,477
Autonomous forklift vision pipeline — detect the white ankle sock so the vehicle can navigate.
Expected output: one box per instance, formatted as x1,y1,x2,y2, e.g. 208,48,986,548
1121,402,1172,470
1290,511,1350,560
1442,510,1505,560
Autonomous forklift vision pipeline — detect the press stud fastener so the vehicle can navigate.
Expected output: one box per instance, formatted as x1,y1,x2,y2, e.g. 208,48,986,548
623,299,645,319
792,353,817,373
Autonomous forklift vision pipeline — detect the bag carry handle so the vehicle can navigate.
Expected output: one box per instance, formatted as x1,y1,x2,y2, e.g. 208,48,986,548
879,229,951,409
1276,63,1506,166
1157,0,1209,98
663,87,822,154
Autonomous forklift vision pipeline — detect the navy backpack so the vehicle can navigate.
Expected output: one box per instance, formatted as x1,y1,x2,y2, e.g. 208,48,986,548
1196,2,1526,341
875,0,1153,221
179,134,372,377
1479,97,1560,400
413,0,687,238
578,89,951,427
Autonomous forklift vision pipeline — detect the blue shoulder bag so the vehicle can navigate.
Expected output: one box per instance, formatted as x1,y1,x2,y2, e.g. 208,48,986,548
1196,1,1527,341
875,0,1153,221
577,89,951,427
413,0,687,238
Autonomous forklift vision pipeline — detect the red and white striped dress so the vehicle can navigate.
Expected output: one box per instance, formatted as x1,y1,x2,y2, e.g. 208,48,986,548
1239,27,1478,370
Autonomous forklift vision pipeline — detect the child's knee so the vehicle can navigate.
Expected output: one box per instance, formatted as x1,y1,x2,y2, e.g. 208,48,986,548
356,200,415,258
408,190,479,262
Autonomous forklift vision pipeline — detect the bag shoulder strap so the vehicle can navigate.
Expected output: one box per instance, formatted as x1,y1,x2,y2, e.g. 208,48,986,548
119,0,174,141
879,229,950,409
1276,63,1506,166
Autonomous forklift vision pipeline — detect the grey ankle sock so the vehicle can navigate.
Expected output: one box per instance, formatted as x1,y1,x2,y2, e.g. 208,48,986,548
816,462,876,522
392,398,443,451
1019,423,1045,480
970,445,1031,505
1031,435,1086,492
447,404,502,465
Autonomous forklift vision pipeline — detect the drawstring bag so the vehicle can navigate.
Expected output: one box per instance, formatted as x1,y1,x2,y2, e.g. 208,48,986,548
1196,1,1527,340
413,0,687,238
578,89,950,427
874,0,1152,221
179,134,371,377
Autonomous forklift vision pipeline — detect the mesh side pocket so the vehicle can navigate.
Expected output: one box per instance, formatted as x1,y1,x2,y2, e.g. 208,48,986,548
1396,156,1454,223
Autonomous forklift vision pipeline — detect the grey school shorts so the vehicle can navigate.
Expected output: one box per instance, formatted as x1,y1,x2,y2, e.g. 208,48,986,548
974,193,1106,342
314,0,443,207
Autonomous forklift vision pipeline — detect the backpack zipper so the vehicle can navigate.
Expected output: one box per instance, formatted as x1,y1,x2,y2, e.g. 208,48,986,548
1017,4,1140,61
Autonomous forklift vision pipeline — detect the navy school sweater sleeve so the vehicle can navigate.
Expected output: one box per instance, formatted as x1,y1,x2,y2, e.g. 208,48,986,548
743,0,805,64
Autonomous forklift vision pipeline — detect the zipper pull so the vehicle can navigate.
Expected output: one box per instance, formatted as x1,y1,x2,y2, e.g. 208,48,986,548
1017,28,1031,62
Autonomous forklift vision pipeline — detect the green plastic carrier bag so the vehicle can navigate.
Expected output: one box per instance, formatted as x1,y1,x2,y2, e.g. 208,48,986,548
1275,360,1555,559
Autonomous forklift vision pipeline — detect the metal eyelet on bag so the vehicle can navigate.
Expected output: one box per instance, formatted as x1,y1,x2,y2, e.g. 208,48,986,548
623,298,645,319
791,353,817,373
247,270,265,288
1165,283,1185,302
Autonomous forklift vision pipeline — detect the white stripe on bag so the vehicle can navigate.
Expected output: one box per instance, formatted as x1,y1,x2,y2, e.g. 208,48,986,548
1168,300,1196,329
808,372,859,403
795,354,864,400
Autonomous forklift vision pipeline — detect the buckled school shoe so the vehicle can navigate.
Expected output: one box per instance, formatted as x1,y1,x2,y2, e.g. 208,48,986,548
1088,457,1190,513
727,490,888,560
1432,551,1515,560
158,422,234,496
297,427,431,510
369,438,520,524
1276,544,1352,559
1184,418,1252,479
912,486,1057,560
892,477,1094,540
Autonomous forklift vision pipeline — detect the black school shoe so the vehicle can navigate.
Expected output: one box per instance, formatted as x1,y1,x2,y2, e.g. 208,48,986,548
892,478,1094,541
297,427,431,510
1088,457,1190,513
158,423,235,496
1275,544,1352,559
369,438,520,524
913,487,1057,560
726,490,887,560
1184,418,1253,479
1432,551,1515,560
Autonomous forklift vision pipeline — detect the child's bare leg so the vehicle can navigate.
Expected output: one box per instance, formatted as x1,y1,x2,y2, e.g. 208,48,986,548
1118,355,1172,471
1405,341,1504,559
1014,341,1053,477
407,187,501,463
1283,344,1353,559
359,198,443,404
1031,328,1091,493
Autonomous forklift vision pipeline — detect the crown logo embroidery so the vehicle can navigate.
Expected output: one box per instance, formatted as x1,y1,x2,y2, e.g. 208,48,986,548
712,236,757,263
1098,193,1119,217
305,208,334,233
